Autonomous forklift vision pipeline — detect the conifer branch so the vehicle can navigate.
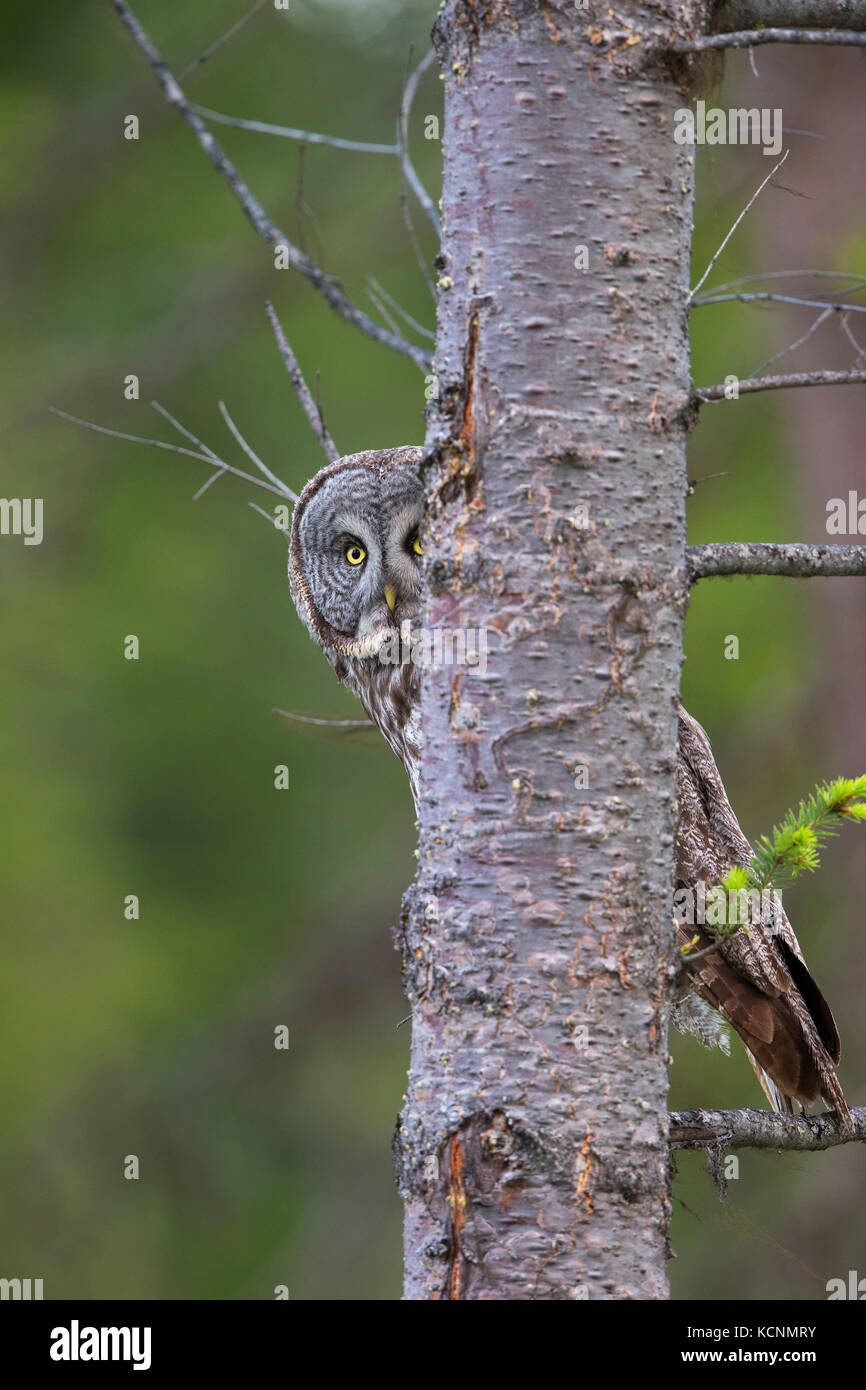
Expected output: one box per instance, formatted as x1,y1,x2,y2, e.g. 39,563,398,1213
673,29,866,50
695,369,866,401
725,778,866,898
687,543,866,582
670,1106,866,1151
713,1,866,32
679,779,866,963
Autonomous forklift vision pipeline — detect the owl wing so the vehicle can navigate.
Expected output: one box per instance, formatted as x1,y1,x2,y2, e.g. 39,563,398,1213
676,706,849,1121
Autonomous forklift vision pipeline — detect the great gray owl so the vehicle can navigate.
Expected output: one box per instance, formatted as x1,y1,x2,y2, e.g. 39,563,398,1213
288,447,849,1123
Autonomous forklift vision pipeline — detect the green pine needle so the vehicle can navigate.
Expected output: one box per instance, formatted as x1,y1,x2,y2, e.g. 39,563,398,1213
725,773,866,896
682,773,866,959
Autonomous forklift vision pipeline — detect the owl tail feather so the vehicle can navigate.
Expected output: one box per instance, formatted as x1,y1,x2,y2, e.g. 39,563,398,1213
745,1052,796,1114
744,1047,852,1128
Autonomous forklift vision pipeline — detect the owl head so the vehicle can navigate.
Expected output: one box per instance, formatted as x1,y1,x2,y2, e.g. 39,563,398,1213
289,446,425,659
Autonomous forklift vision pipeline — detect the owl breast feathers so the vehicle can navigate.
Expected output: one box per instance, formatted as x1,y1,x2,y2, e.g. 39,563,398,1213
289,447,424,808
287,448,849,1122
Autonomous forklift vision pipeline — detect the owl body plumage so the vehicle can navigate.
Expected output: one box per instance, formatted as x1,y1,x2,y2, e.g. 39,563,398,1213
676,707,849,1122
288,447,849,1122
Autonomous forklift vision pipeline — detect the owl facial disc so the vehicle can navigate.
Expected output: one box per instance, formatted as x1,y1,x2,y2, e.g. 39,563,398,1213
289,447,425,659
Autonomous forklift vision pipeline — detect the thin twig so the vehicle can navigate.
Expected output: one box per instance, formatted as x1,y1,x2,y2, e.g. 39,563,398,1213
152,400,223,462
680,937,741,966
689,150,789,303
192,470,228,502
687,543,866,583
179,0,265,80
248,500,291,544
110,0,430,371
399,180,436,300
192,51,440,235
714,0,866,28
190,104,398,155
699,269,866,297
194,53,440,240
312,373,334,457
51,407,290,501
840,311,866,364
398,48,440,238
751,307,832,375
368,276,435,341
274,709,373,730
367,285,404,341
695,368,866,401
218,400,297,501
151,401,231,499
693,292,866,313
265,301,340,464
294,144,325,269
395,48,437,298
686,470,731,495
670,1106,866,1151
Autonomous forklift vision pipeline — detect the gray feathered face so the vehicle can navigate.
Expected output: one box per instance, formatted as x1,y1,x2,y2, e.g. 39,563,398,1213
289,447,424,658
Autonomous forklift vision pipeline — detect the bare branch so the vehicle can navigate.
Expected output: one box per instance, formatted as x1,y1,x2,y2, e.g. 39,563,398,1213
273,707,383,747
670,1106,866,1151
218,400,297,501
189,49,441,240
687,543,866,583
191,54,441,237
714,1,866,32
179,0,266,80
274,709,373,731
110,0,431,372
192,470,228,502
673,29,866,50
190,104,398,155
248,499,290,544
264,301,340,464
398,182,436,300
150,401,231,499
51,407,290,501
695,368,866,401
398,49,440,238
367,276,435,341
699,269,866,297
692,292,866,313
313,374,333,459
152,400,223,463
689,151,789,303
751,307,832,375
841,310,866,364
366,285,403,341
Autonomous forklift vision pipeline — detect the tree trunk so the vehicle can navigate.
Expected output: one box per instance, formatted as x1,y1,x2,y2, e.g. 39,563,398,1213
394,2,696,1299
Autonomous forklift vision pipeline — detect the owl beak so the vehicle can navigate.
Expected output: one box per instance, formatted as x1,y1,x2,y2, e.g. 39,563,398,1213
383,585,397,613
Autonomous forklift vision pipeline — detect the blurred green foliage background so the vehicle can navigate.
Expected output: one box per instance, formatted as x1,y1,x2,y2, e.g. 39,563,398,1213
1,1,863,1300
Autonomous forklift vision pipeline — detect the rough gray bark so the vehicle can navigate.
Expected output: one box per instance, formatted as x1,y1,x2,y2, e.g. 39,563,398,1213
394,1,697,1300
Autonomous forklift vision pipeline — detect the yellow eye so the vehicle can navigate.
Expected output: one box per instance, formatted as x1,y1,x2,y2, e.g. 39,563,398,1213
346,544,366,566
411,535,423,556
